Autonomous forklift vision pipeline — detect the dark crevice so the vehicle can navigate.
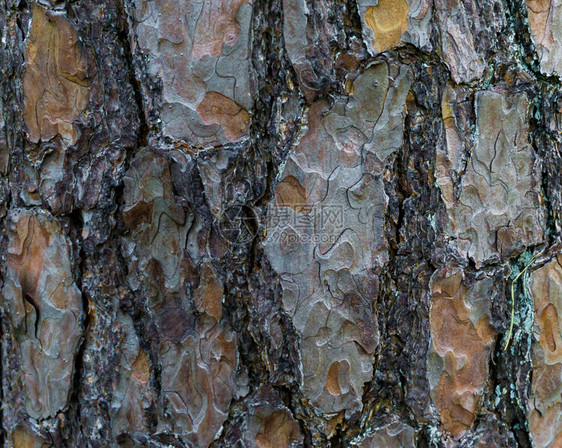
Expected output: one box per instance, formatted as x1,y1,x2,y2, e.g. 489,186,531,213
113,0,164,406
116,0,149,151
493,255,535,448
273,384,315,448
64,207,89,444
505,0,562,85
0,318,3,447
22,293,40,339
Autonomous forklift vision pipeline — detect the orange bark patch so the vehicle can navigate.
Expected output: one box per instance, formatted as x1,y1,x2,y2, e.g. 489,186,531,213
526,0,554,48
528,255,562,447
326,361,342,396
192,0,249,59
196,91,250,141
365,0,409,53
275,175,309,211
12,425,50,448
195,264,224,321
131,351,151,385
23,5,93,144
255,410,303,448
429,269,496,438
8,213,51,303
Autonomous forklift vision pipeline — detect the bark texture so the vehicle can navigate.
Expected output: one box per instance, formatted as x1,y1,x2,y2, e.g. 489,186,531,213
1,0,562,447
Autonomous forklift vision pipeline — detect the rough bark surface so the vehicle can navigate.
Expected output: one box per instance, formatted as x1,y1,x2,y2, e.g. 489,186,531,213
1,0,562,447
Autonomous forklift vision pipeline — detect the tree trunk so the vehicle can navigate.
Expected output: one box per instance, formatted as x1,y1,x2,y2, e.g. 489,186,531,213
0,0,561,446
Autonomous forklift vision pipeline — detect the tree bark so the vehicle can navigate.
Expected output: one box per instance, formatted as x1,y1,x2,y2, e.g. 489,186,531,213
0,0,561,447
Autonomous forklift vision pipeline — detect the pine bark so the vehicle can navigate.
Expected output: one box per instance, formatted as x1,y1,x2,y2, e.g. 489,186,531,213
0,0,561,447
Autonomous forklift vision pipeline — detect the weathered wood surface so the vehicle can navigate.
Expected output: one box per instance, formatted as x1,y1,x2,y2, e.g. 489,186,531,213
1,0,562,446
